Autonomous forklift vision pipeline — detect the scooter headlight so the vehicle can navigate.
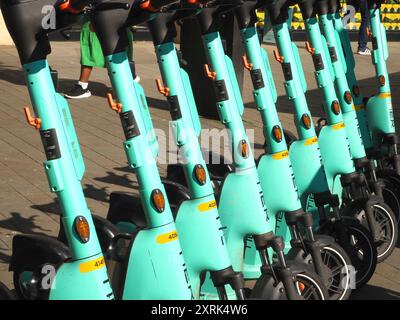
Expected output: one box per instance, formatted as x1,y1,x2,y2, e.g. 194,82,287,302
272,125,283,142
301,114,312,129
240,140,249,158
378,75,386,87
151,189,165,213
194,164,207,185
344,91,353,104
74,216,90,243
331,100,341,115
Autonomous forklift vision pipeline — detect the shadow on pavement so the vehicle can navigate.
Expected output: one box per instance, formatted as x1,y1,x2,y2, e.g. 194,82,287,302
351,284,400,300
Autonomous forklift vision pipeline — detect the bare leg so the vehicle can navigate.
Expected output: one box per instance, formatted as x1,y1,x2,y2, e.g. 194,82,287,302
79,65,93,83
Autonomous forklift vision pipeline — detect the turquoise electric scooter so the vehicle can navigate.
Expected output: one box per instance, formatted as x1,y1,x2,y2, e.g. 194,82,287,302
1,0,115,300
236,0,378,296
317,0,400,224
4,0,194,300
96,0,327,300
295,0,397,262
263,0,378,287
89,0,249,300
316,0,398,261
332,0,400,213
188,0,351,299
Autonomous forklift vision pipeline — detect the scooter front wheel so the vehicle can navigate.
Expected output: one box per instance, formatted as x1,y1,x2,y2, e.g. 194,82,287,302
355,202,398,263
250,271,328,300
320,243,352,300
329,219,377,289
295,272,328,300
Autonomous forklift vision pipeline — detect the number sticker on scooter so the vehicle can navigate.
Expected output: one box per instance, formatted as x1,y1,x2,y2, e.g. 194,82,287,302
156,230,178,244
378,93,391,99
304,136,318,146
198,200,217,212
354,104,365,111
79,256,105,273
272,150,289,160
332,122,345,130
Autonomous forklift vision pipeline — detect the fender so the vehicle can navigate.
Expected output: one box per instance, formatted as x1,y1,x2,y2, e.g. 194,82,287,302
9,234,71,272
107,191,147,228
107,180,190,227
167,153,234,185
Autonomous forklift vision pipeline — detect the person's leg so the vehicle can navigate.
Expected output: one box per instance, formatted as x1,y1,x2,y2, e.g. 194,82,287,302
79,65,93,84
358,0,371,54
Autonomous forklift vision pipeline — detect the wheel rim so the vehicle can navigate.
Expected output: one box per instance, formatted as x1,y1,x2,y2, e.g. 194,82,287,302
373,205,396,258
321,246,350,300
295,274,325,300
346,226,375,286
382,185,400,223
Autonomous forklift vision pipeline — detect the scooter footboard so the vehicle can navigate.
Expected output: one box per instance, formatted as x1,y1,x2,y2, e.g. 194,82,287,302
366,94,395,144
289,138,329,196
176,196,231,298
49,253,113,300
318,124,355,190
122,223,192,299
342,111,367,160
218,168,273,236
257,153,300,247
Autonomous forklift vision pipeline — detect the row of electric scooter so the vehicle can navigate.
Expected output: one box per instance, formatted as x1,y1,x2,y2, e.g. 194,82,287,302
0,0,398,300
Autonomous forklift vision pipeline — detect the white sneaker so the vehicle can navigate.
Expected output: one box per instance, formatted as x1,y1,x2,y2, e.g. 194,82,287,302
134,75,141,83
357,47,371,56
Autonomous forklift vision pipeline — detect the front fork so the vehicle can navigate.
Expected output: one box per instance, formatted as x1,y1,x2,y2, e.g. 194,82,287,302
341,175,380,240
286,212,330,286
255,233,302,300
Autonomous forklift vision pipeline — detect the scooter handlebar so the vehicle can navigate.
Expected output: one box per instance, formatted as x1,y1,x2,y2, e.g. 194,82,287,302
139,0,181,11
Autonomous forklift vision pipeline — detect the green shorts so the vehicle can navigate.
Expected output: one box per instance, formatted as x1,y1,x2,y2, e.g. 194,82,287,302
80,18,134,68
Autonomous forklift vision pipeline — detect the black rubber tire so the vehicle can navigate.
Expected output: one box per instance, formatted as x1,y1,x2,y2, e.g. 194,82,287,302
0,282,15,300
342,220,377,289
320,242,352,300
322,218,377,289
355,202,398,263
382,182,400,224
377,171,400,223
250,270,328,300
294,271,329,300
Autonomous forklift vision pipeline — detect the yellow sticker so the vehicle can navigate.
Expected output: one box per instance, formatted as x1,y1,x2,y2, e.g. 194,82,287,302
332,122,345,130
79,256,106,273
272,150,289,160
156,230,178,244
304,136,318,146
354,104,365,111
379,92,391,99
198,200,217,212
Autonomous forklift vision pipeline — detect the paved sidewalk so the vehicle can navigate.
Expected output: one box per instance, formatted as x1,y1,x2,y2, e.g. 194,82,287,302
0,39,399,299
